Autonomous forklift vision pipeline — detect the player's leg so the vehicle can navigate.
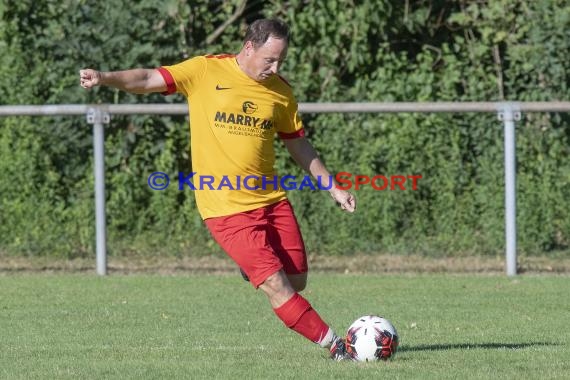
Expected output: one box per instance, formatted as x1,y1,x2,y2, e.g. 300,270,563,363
266,200,308,292
258,269,344,353
237,200,307,292
258,270,348,360
240,267,306,294
204,204,348,360
264,200,349,359
239,269,306,292
257,269,295,308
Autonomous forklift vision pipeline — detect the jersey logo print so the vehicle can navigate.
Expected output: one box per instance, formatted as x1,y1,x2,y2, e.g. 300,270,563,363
242,101,258,114
216,85,231,90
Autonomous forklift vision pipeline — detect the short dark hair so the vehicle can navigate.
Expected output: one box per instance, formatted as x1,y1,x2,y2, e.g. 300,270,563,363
243,19,289,48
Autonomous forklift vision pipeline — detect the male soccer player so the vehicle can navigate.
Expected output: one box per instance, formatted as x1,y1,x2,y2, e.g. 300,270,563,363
80,18,356,360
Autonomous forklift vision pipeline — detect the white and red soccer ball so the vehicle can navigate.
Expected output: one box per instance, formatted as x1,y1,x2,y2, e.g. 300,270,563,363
345,315,399,362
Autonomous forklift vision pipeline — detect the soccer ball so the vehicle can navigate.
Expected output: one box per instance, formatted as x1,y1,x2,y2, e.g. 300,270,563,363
345,315,399,362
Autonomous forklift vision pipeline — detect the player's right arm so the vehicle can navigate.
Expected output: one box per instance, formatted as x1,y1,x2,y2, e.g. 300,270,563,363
79,68,167,94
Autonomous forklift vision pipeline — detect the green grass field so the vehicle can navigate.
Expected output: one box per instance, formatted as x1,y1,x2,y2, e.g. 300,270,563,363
1,273,568,379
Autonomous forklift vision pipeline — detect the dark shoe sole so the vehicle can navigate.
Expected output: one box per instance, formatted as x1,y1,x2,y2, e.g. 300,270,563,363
240,268,250,282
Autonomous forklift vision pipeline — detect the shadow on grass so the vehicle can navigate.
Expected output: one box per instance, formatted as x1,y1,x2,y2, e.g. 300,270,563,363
399,342,558,352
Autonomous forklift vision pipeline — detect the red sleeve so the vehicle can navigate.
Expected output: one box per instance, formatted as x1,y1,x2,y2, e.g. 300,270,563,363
157,67,176,95
278,129,306,139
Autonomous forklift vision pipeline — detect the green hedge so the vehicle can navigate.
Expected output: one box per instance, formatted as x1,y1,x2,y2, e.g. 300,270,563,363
1,0,568,257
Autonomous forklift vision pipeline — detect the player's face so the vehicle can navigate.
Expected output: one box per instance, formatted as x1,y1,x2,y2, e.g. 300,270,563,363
246,37,288,81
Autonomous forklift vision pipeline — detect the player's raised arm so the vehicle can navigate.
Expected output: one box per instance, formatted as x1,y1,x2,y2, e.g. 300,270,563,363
79,68,167,94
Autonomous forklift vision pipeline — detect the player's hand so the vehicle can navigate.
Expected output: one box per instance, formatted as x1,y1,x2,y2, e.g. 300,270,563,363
329,187,356,213
79,69,101,89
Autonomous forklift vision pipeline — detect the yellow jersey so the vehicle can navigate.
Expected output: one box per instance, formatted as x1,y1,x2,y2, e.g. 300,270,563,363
158,54,305,219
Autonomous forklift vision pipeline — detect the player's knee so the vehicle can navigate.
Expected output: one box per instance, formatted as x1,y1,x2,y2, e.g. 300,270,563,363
262,271,291,294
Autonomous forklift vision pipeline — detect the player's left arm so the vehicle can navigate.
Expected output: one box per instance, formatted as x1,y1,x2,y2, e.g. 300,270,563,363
282,137,356,213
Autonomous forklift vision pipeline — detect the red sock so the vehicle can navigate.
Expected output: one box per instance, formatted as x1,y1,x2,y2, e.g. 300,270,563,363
273,293,330,344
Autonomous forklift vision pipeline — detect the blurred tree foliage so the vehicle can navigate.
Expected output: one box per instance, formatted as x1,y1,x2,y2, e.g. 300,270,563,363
0,0,568,258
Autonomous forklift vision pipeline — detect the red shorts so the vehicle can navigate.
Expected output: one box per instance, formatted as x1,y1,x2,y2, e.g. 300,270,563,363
204,199,308,288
